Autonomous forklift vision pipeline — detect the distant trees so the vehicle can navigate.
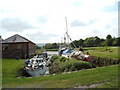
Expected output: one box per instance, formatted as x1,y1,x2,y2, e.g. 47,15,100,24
100,38,106,46
94,36,101,46
52,43,59,49
70,40,79,48
44,34,119,49
45,43,52,49
106,34,113,46
83,37,95,47
79,39,84,46
45,43,59,49
112,37,117,46
70,35,120,48
117,37,120,46
36,45,41,49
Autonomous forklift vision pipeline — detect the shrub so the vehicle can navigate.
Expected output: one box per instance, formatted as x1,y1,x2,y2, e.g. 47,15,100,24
59,59,92,72
49,60,60,74
50,55,59,63
49,55,119,74
91,56,119,67
49,56,92,74
59,56,69,62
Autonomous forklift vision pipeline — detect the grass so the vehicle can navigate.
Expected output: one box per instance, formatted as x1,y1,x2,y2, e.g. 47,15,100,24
36,48,44,54
2,46,119,88
83,46,119,59
46,49,58,51
2,59,119,88
0,59,2,89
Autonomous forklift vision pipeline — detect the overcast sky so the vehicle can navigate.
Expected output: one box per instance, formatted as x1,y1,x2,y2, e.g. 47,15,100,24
0,0,118,43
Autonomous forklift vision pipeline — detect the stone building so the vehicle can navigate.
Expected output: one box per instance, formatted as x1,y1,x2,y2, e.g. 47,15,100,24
2,34,36,59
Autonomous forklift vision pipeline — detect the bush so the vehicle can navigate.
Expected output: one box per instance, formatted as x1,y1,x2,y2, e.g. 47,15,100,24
50,55,59,63
59,57,69,62
91,56,119,67
59,59,92,72
49,56,92,74
49,55,120,74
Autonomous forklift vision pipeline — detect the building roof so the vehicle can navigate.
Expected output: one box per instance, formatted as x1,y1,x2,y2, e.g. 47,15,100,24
2,34,36,44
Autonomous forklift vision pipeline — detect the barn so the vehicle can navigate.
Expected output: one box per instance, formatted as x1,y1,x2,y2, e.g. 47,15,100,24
2,34,36,59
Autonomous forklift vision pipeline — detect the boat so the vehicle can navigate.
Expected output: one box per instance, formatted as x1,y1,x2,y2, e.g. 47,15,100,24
59,17,93,61
25,52,49,77
58,17,76,57
58,45,73,58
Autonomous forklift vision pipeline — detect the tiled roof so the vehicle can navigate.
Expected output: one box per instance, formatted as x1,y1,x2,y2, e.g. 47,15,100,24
2,34,35,44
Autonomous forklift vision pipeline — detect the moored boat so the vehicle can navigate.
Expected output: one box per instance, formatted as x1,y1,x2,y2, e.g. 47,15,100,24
25,53,49,77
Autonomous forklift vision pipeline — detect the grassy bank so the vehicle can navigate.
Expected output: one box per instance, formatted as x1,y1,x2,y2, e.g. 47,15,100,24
49,56,92,74
2,59,119,88
83,47,119,59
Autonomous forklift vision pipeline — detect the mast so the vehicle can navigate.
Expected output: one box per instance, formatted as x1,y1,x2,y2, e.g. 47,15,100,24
65,17,70,48
65,17,77,49
61,36,63,44
64,34,66,46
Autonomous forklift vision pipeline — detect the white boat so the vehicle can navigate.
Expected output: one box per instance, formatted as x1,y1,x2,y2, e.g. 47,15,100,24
25,53,49,77
58,17,93,61
58,17,76,57
58,46,73,57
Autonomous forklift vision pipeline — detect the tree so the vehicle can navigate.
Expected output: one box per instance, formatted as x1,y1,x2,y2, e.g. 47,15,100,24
83,37,95,47
45,43,52,49
72,40,79,48
36,45,41,49
78,39,84,47
93,36,100,46
116,37,120,46
100,38,106,46
106,34,112,39
112,37,117,46
52,43,59,49
106,34,113,46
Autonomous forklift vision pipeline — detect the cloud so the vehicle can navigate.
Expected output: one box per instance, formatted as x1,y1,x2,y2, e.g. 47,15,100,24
70,18,99,27
37,16,48,24
1,18,35,32
92,30,99,34
24,31,58,43
105,25,111,29
70,20,87,27
0,0,118,43
102,2,118,12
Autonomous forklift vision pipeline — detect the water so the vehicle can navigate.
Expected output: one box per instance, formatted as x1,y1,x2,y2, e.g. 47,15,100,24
46,51,58,55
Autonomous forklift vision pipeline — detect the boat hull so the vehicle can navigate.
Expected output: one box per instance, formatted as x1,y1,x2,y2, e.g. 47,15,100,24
26,66,47,77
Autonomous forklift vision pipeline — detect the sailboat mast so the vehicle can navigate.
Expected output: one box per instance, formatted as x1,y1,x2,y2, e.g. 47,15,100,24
65,17,70,47
61,36,62,44
65,17,77,49
65,17,68,34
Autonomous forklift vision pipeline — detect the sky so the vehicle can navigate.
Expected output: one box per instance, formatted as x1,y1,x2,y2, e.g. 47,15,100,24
0,0,119,43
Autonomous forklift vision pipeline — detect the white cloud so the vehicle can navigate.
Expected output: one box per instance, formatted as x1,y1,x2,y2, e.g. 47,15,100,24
0,0,118,43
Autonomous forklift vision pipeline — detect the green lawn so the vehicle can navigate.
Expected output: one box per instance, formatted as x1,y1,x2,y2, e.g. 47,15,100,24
0,59,2,90
2,59,119,88
83,47,119,59
2,47,119,88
